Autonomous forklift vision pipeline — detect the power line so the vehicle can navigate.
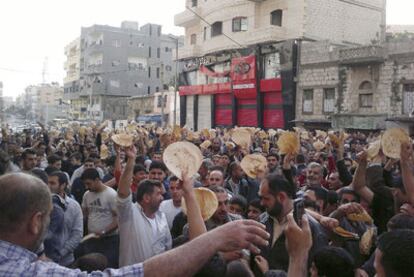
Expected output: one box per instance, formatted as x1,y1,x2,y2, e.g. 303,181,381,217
185,5,245,49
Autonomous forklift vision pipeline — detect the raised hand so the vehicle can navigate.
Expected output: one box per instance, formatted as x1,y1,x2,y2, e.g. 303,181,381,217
125,145,137,160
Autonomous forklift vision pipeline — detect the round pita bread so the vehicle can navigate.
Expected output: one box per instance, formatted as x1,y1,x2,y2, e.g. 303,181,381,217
100,144,109,160
163,141,203,180
277,132,300,155
366,140,381,160
240,154,267,179
181,187,218,221
360,227,376,255
111,133,133,147
200,140,212,150
381,128,410,159
231,128,251,148
313,140,325,152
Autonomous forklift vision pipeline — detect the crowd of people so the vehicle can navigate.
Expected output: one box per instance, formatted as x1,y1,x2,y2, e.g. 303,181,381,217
0,122,413,277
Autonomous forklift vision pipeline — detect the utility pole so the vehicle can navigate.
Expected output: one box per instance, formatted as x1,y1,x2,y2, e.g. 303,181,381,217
174,38,179,126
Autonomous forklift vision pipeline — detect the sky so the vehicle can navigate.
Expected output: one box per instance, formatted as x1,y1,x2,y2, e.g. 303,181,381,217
0,0,412,99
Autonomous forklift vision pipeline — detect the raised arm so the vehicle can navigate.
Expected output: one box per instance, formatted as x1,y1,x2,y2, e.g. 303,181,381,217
400,142,414,205
117,145,136,199
350,151,374,204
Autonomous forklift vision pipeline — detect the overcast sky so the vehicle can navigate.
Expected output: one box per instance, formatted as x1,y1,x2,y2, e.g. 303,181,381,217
0,0,412,98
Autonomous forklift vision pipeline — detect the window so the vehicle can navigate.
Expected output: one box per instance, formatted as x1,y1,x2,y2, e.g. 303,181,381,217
190,34,197,45
359,81,373,108
165,47,170,52
303,89,314,113
203,27,207,41
148,67,151,78
232,17,248,32
403,84,414,114
112,60,120,67
158,26,161,37
149,47,152,58
157,47,161,58
147,86,151,94
211,22,223,37
165,65,172,71
157,95,163,107
138,42,145,48
156,67,160,79
156,86,159,92
191,0,198,7
149,25,152,36
264,52,281,79
323,88,335,113
360,94,373,108
271,10,283,26
112,39,121,48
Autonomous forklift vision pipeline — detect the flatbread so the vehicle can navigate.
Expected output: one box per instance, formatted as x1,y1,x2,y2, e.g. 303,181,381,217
240,154,267,179
381,128,410,159
100,144,109,160
333,227,360,240
360,227,376,255
277,132,300,155
163,141,203,180
313,140,325,152
366,140,381,160
200,140,212,150
111,133,133,147
347,212,373,225
181,187,218,221
231,128,251,149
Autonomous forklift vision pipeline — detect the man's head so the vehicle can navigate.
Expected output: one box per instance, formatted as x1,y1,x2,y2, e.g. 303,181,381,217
338,188,360,205
169,176,183,204
83,158,96,169
152,152,163,162
81,168,102,192
267,153,279,171
229,195,248,217
387,213,414,231
0,173,52,252
304,187,328,215
210,186,229,223
148,161,167,182
259,174,295,218
375,230,414,277
219,154,231,168
212,138,221,152
247,199,265,221
228,162,243,180
21,148,37,171
306,162,323,188
136,179,164,213
208,170,224,187
133,164,148,185
47,171,69,195
311,246,355,277
47,154,62,170
199,159,214,180
327,172,342,191
70,152,82,166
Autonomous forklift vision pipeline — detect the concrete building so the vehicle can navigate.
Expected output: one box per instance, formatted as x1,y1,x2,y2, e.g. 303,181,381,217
174,0,386,130
64,21,183,122
295,40,414,132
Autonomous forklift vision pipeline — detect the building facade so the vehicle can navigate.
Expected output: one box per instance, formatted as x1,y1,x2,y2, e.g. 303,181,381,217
295,40,414,132
175,0,386,130
63,21,182,122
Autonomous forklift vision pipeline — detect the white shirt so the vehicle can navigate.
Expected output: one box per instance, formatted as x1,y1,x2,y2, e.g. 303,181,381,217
159,199,182,229
117,194,172,267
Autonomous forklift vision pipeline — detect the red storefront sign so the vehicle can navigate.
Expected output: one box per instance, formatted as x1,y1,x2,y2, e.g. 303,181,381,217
231,55,257,99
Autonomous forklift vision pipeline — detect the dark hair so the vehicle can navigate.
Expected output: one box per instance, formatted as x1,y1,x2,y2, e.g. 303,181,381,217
210,165,225,174
44,166,59,176
84,158,95,164
296,154,306,164
71,253,108,273
267,153,280,161
313,246,355,277
31,168,48,184
0,173,51,234
149,161,167,173
249,198,265,213
48,171,69,187
327,190,339,205
265,174,296,199
225,260,254,277
377,230,414,277
228,162,240,177
169,176,179,182
338,188,360,203
307,187,328,206
21,148,36,160
209,185,227,195
89,153,100,160
387,213,414,231
135,155,146,165
136,179,162,202
105,156,116,167
47,154,61,165
133,164,147,175
229,195,248,213
81,168,100,181
70,152,82,161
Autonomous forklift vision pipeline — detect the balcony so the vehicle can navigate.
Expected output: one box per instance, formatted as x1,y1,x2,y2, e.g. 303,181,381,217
339,46,385,65
178,44,202,59
243,25,286,45
174,8,200,27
